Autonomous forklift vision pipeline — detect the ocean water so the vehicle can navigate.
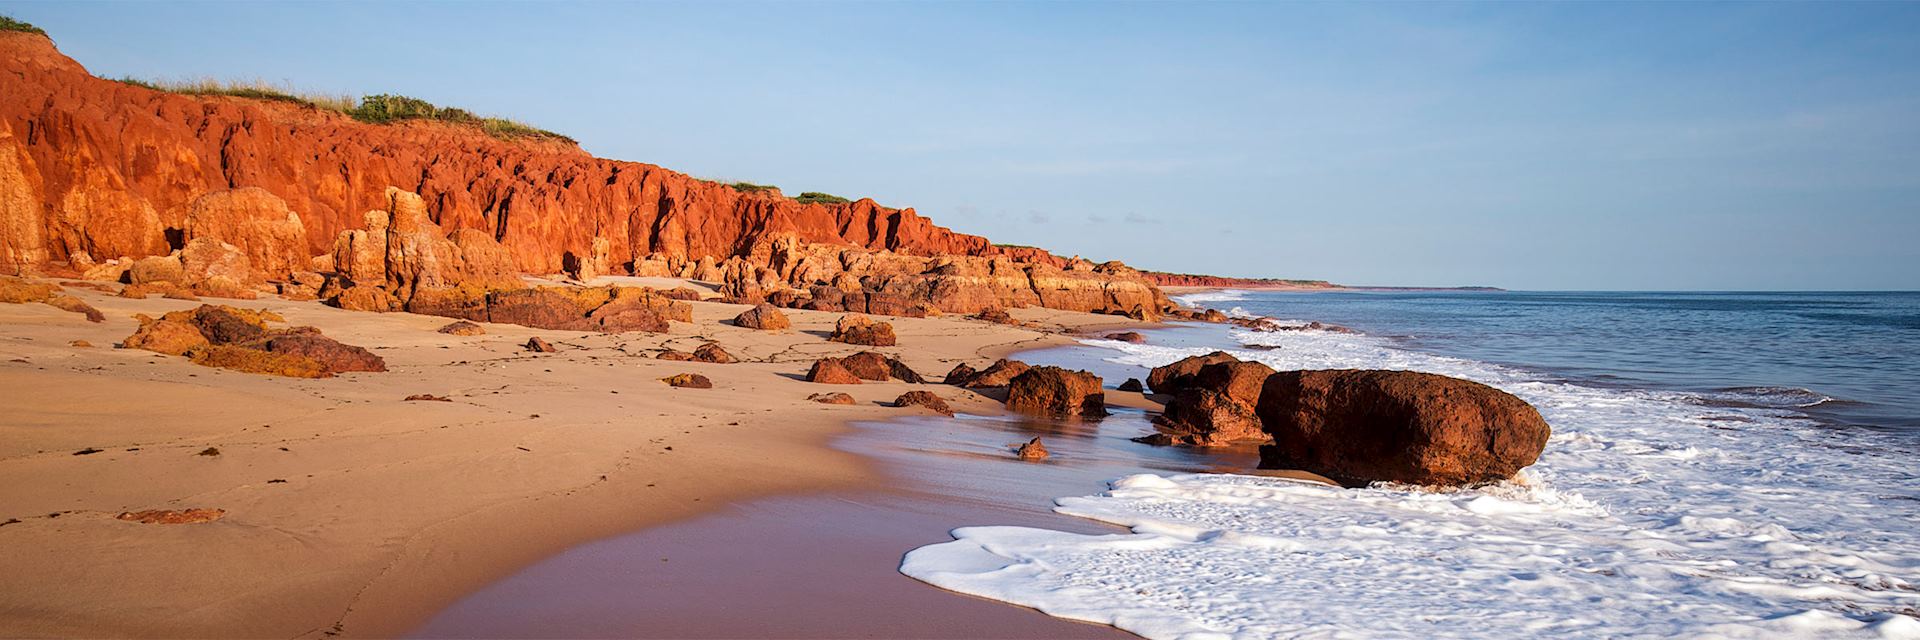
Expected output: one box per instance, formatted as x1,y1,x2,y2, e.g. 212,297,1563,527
902,290,1920,639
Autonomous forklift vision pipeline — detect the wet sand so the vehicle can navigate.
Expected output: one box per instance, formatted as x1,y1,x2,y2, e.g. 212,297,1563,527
412,342,1282,639
0,277,1146,638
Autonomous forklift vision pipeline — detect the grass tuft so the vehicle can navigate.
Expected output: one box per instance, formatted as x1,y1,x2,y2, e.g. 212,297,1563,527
728,182,779,193
795,191,851,205
109,81,574,145
1,15,45,36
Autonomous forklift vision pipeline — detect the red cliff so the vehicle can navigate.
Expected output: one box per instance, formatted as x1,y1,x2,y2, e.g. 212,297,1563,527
0,31,996,275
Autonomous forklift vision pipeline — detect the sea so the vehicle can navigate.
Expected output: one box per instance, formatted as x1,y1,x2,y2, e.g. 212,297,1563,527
902,290,1920,639
414,290,1920,639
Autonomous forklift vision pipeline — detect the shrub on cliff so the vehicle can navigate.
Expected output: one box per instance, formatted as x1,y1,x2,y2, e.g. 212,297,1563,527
796,192,850,205
2,15,45,35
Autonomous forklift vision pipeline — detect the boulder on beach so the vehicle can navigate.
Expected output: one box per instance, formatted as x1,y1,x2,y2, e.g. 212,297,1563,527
808,392,856,405
116,508,226,524
662,373,713,389
1147,351,1239,395
525,337,556,353
830,313,897,346
1150,361,1277,447
1006,366,1107,417
891,390,954,416
953,358,1029,389
943,363,979,386
973,307,1016,325
732,303,790,330
1255,369,1551,486
805,358,863,384
1118,378,1144,392
693,343,737,364
1102,331,1146,344
252,332,387,373
437,320,485,336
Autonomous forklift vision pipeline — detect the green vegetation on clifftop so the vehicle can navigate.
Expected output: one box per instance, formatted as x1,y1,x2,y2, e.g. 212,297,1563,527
109,77,574,145
2,15,46,35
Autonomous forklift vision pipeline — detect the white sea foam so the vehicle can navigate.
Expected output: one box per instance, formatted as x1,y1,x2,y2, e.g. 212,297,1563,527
1170,289,1251,308
903,328,1920,639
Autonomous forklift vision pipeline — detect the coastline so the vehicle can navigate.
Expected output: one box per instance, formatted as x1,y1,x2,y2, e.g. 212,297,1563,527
0,279,1145,638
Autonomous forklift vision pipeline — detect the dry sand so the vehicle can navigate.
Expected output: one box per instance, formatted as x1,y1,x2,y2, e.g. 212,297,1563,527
0,278,1147,638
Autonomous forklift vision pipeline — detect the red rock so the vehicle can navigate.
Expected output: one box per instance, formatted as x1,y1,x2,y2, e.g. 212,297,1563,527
662,373,713,389
943,363,979,386
437,320,485,336
1255,370,1552,486
330,285,401,312
659,287,704,301
805,358,862,384
525,337,556,353
44,294,103,322
123,318,208,356
838,352,893,381
829,313,896,346
1146,351,1240,395
656,350,696,361
254,333,387,373
891,390,954,416
1016,437,1049,461
0,277,59,303
116,508,226,524
1101,331,1146,344
184,188,310,280
732,303,790,330
962,359,1030,389
973,306,1016,324
486,288,590,330
0,34,1185,321
693,343,737,364
187,344,332,378
808,392,856,405
1006,366,1107,417
1118,378,1144,392
69,339,93,348
404,394,452,402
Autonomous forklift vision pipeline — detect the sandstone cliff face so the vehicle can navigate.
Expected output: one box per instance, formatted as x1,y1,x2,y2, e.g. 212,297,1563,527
0,32,988,275
0,32,1171,318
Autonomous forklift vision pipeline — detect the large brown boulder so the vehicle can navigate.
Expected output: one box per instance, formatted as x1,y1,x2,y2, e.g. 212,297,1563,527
1006,366,1107,418
253,333,388,373
123,318,209,356
805,358,863,384
693,343,737,364
1152,361,1276,446
485,288,591,331
959,358,1029,389
830,313,897,347
732,303,790,330
1147,351,1240,395
1255,370,1551,486
891,390,953,416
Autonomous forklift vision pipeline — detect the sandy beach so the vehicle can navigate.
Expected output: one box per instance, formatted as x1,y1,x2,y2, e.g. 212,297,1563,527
0,277,1146,638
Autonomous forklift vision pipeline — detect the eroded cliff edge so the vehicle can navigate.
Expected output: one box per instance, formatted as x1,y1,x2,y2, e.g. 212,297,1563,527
0,31,1178,318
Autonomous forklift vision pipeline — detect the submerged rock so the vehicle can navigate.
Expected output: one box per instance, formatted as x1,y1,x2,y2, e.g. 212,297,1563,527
1016,437,1050,461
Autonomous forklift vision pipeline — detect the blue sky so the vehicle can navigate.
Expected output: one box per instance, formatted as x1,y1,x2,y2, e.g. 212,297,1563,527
8,1,1918,290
